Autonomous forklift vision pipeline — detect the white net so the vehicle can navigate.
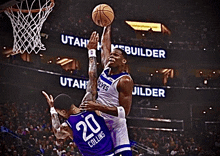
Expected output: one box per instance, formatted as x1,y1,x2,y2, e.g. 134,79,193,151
4,0,55,54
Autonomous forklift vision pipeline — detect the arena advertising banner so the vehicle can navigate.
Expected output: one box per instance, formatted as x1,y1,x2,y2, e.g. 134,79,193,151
60,76,166,98
60,34,167,97
61,34,166,59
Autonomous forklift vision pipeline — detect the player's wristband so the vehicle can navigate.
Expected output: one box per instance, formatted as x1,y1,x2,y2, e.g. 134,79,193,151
50,107,58,115
117,106,125,118
88,49,96,58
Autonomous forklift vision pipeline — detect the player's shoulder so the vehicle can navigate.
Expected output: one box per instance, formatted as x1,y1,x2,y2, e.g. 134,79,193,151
117,75,133,91
119,75,133,84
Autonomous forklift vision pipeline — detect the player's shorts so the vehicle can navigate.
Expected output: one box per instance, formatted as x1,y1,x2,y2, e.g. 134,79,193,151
101,113,131,155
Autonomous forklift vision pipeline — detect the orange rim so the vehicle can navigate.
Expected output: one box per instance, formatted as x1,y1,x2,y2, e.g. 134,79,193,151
6,0,55,13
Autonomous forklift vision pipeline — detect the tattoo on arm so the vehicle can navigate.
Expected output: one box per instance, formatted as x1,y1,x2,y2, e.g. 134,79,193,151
51,114,70,139
51,113,61,131
87,57,97,101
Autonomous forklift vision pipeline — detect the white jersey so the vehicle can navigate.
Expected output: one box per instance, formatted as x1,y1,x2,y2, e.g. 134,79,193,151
96,67,132,154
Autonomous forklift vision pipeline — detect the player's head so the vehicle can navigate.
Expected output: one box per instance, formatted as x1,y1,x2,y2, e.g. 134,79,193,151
109,48,128,70
115,48,127,61
54,93,76,118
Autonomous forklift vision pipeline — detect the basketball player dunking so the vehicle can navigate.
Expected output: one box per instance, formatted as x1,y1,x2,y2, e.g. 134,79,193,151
80,25,134,156
42,32,114,156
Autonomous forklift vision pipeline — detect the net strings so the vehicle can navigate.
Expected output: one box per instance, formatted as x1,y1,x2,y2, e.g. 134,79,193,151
4,0,55,54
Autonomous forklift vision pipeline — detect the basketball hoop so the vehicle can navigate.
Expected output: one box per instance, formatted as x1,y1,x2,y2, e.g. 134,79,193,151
4,0,55,54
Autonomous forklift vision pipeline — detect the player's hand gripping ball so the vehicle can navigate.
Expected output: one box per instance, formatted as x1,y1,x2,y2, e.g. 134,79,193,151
92,4,114,27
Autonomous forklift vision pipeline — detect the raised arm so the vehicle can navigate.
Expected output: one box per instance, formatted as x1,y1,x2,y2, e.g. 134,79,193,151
81,31,99,103
42,91,72,140
101,25,111,68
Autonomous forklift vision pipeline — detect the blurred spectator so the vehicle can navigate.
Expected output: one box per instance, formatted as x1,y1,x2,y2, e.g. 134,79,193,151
0,101,80,155
129,127,219,156
170,147,178,155
1,100,220,155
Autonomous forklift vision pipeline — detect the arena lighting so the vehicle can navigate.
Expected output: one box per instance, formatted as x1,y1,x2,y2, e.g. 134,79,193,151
160,68,174,85
48,60,52,64
161,69,174,78
205,121,220,124
56,58,68,64
56,57,75,69
2,48,20,57
125,21,171,34
3,49,21,57
126,21,161,32
133,107,159,111
2,49,12,54
40,32,49,39
146,127,177,132
127,116,172,122
60,59,73,66
38,69,61,76
129,126,183,132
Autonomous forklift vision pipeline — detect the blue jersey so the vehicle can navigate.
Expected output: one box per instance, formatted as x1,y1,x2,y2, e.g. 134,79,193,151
66,111,114,156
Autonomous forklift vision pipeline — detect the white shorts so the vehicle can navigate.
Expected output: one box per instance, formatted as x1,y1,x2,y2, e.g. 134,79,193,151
101,113,131,154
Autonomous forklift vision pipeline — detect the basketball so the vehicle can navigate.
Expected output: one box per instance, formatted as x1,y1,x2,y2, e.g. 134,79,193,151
92,4,114,27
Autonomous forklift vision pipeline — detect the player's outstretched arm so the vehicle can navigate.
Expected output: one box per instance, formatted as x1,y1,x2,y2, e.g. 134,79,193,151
101,25,111,68
87,31,98,101
81,31,99,103
42,91,71,140
80,100,117,116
